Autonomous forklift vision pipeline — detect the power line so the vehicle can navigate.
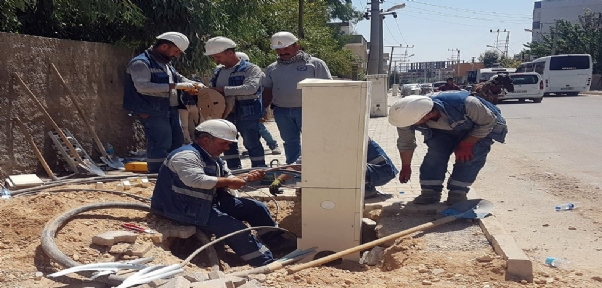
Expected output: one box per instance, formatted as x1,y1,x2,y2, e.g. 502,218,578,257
405,6,531,21
393,18,408,45
383,21,402,45
407,0,532,18
400,13,525,29
401,8,528,25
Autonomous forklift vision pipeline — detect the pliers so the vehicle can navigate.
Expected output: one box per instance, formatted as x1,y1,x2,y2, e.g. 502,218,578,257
122,223,155,234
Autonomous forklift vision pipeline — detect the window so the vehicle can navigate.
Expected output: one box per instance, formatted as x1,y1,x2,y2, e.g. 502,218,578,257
534,62,545,75
510,75,539,85
549,56,590,70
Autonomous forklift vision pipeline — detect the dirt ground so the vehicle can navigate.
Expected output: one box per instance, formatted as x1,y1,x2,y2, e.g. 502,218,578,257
1,180,601,288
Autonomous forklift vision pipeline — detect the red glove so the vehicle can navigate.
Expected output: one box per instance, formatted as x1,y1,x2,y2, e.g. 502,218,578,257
454,141,476,163
399,164,412,183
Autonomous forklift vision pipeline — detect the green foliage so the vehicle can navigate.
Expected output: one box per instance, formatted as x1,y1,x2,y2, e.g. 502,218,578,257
478,50,500,68
1,0,361,76
526,10,602,73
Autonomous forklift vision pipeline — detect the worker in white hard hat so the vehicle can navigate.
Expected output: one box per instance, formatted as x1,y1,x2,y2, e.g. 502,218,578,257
151,119,296,267
388,91,508,205
234,51,282,157
123,31,206,173
262,31,332,164
204,36,267,169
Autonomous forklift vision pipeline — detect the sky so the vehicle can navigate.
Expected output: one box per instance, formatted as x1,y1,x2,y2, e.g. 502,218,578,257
349,0,536,63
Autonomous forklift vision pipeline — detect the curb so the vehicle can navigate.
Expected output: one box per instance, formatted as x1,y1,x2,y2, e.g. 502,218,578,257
471,189,534,283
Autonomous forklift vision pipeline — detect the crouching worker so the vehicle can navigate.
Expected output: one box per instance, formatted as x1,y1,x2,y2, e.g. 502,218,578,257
269,138,398,199
151,119,295,267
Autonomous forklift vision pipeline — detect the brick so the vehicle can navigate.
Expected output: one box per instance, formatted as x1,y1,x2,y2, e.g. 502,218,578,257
92,231,138,246
155,224,196,239
150,233,164,244
163,276,191,288
127,243,152,257
182,272,209,282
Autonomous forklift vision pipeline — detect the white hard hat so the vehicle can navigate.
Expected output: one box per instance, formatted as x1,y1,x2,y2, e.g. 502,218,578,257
204,36,237,56
270,31,298,49
388,96,434,127
236,52,249,62
195,119,238,142
156,32,189,51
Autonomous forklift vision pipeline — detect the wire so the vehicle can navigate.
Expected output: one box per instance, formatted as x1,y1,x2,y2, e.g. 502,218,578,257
407,0,533,19
400,13,525,29
394,18,408,45
384,21,402,44
401,7,528,25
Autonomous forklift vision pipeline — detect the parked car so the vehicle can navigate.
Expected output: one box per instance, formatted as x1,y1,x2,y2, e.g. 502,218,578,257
402,83,422,96
420,83,433,95
498,72,544,103
432,81,447,91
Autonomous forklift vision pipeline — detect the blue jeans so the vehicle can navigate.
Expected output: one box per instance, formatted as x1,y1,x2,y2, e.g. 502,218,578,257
259,123,278,149
200,192,276,267
419,129,493,194
273,107,302,164
223,115,266,168
139,107,184,173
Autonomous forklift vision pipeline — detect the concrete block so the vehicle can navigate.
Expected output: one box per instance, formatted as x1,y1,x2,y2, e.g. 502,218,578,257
163,276,191,288
127,243,152,257
182,272,209,282
92,231,138,246
208,270,225,279
155,224,196,239
491,234,533,282
478,215,507,243
108,243,131,254
150,233,164,244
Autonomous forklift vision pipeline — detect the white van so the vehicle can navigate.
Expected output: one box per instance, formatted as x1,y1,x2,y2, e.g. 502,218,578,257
499,72,544,103
526,54,593,96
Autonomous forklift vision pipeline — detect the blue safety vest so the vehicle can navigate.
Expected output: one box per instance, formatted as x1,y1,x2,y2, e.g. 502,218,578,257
210,60,264,121
151,143,228,226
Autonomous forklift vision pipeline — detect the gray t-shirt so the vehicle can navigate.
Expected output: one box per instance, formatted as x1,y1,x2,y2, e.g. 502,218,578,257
396,96,497,151
263,57,332,108
213,60,263,98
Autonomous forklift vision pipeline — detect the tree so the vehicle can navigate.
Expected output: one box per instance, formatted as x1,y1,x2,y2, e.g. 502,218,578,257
478,50,500,68
526,9,602,73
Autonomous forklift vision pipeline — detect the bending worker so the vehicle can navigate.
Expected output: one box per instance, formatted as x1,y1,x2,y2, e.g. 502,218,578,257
151,119,295,267
388,91,507,205
269,138,398,199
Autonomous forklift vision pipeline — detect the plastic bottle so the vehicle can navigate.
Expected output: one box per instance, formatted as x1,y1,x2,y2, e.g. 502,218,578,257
1,187,11,199
545,257,569,268
555,203,575,211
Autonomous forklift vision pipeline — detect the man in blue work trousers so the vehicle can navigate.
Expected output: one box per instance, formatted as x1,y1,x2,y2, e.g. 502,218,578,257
151,119,295,267
123,32,204,173
204,36,266,169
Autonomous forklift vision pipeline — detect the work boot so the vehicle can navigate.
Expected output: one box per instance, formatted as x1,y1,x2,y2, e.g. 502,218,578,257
412,190,442,205
270,146,281,155
445,191,468,205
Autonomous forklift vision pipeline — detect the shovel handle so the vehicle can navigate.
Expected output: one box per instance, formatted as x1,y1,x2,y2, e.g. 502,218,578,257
287,215,458,273
13,73,83,163
12,117,58,181
50,63,109,158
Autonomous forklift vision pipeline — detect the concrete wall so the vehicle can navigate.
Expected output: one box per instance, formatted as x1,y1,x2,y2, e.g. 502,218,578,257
0,32,144,179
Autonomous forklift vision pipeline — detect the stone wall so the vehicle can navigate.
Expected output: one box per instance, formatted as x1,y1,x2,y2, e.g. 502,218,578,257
0,32,144,179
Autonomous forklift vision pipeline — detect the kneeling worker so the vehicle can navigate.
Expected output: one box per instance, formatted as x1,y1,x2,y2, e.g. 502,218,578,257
151,119,295,267
269,138,398,199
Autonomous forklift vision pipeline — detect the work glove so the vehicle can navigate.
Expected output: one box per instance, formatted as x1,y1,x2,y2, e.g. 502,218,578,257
175,83,196,91
269,179,284,196
399,164,412,183
454,141,475,163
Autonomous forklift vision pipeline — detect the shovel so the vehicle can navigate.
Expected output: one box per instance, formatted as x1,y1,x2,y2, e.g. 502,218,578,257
13,73,105,177
287,198,494,273
50,63,125,170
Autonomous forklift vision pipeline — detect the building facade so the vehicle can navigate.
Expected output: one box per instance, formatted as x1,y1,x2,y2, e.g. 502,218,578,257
532,0,602,42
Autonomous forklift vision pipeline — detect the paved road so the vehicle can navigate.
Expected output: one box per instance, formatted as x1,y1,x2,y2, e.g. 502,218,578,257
496,93,602,186
475,93,602,273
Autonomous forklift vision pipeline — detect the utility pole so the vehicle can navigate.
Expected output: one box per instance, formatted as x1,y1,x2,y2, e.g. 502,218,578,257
366,0,381,74
386,44,403,76
503,31,510,58
448,48,459,78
